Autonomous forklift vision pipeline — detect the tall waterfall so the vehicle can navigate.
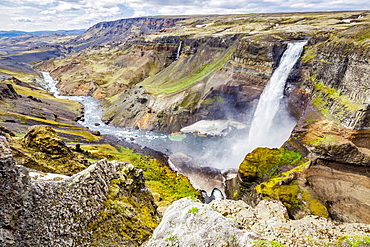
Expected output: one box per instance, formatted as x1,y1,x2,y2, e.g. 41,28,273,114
229,41,307,165
247,41,307,149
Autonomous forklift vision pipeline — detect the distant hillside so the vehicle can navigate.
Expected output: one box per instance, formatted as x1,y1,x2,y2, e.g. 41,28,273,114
0,29,86,37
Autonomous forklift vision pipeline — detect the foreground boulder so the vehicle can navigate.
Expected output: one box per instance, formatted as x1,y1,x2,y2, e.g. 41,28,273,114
145,197,260,246
0,136,160,246
211,199,370,247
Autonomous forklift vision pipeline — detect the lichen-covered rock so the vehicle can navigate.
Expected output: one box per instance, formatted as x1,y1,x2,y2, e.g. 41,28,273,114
0,136,160,246
145,198,260,247
13,125,90,175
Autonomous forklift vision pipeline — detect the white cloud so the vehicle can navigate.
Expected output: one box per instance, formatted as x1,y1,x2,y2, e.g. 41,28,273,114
12,17,34,22
0,0,368,31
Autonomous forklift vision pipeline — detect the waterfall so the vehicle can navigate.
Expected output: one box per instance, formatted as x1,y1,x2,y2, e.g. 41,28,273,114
246,41,307,150
176,41,182,60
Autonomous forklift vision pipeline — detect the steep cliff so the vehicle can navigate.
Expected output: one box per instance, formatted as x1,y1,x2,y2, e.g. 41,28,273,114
0,136,160,246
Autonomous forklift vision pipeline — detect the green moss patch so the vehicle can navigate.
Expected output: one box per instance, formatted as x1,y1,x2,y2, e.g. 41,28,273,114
142,45,236,96
12,125,91,175
252,240,286,247
239,147,303,182
86,164,160,246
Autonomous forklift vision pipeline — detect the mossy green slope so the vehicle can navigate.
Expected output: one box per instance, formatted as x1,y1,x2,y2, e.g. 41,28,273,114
140,45,236,96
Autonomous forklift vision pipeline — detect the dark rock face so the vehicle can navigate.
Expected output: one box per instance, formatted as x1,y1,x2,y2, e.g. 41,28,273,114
0,136,160,246
0,82,20,100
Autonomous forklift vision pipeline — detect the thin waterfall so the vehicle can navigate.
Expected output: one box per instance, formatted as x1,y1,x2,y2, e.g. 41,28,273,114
176,41,182,60
247,41,307,149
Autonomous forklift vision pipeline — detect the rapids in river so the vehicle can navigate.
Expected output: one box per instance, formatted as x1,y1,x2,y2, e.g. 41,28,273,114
42,41,306,171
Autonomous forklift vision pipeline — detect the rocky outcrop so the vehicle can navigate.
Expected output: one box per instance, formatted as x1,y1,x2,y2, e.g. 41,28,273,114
285,104,370,223
0,82,20,100
146,197,370,246
211,199,370,246
11,125,90,175
301,161,370,223
0,136,160,246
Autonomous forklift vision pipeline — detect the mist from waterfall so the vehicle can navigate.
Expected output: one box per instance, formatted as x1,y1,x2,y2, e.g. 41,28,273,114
229,41,307,166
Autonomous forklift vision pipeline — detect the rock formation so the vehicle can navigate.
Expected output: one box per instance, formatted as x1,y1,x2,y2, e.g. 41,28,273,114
11,125,90,175
146,197,370,246
0,136,160,246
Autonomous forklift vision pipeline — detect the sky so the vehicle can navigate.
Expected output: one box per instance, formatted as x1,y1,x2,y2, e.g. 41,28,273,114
0,0,368,31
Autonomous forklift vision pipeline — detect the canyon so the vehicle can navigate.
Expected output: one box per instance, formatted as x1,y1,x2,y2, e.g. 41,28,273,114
1,10,370,246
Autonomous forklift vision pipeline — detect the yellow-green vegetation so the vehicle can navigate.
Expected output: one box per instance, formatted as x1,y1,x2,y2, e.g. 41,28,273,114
312,82,363,124
301,46,316,64
252,240,285,247
141,45,236,96
337,235,370,247
13,83,80,110
239,147,303,181
0,109,101,142
188,207,200,216
80,144,201,207
255,160,329,218
239,147,329,217
0,67,38,83
308,135,339,146
201,95,224,105
86,164,160,246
